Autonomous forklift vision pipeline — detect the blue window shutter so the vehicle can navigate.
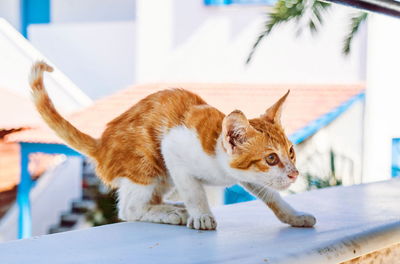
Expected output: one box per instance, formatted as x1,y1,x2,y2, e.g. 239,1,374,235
204,0,232,5
224,185,256,205
20,0,51,38
392,138,400,178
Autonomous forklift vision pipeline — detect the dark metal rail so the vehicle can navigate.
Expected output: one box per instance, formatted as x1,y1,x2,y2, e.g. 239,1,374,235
323,0,400,17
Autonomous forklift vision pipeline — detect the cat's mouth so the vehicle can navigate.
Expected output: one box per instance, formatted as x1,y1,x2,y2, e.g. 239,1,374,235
274,179,294,190
288,177,297,184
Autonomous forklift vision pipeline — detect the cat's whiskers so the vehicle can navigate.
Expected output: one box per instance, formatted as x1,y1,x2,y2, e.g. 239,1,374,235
260,187,268,202
252,184,264,199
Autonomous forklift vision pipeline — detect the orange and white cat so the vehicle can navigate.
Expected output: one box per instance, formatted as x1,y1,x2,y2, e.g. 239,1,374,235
30,61,316,230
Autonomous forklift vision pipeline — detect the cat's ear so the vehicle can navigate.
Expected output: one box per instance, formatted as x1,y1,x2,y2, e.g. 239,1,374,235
222,110,256,155
262,90,290,125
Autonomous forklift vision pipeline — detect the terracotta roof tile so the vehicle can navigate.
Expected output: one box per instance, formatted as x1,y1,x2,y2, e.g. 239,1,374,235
0,141,59,192
6,83,365,144
0,88,42,130
0,142,20,191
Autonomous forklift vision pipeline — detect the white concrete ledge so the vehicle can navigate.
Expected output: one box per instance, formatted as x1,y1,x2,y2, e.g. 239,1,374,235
0,179,399,263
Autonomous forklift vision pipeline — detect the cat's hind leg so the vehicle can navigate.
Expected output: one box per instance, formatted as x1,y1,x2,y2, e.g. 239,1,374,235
116,177,188,225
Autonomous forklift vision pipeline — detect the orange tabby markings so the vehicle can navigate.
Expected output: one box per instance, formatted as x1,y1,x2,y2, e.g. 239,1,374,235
29,61,316,230
184,105,225,155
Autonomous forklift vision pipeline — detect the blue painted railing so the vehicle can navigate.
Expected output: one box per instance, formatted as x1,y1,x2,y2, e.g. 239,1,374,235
17,142,81,239
391,138,400,178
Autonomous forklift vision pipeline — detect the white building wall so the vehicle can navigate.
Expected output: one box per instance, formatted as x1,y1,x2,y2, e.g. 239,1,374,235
0,19,91,113
363,14,400,183
294,100,365,191
29,22,136,99
51,0,136,23
136,0,366,84
135,0,174,83
28,0,366,99
0,0,20,30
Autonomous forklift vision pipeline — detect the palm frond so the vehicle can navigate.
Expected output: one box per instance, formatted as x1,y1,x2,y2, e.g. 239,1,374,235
309,0,330,33
343,12,368,55
246,0,307,64
246,0,331,64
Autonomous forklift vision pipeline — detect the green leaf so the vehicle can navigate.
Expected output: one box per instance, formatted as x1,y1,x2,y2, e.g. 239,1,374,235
343,12,368,55
246,0,331,64
246,0,307,64
309,19,317,34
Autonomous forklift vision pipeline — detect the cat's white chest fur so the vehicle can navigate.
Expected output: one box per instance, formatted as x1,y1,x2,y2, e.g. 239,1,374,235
161,126,237,186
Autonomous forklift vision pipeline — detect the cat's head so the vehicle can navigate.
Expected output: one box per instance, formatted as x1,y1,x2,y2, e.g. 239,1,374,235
221,91,298,190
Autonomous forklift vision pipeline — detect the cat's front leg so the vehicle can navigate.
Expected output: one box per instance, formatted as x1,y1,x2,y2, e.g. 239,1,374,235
241,182,316,227
170,170,217,230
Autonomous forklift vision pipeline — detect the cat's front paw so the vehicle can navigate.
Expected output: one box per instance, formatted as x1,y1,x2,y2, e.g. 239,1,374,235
187,214,217,230
163,207,189,225
287,212,316,228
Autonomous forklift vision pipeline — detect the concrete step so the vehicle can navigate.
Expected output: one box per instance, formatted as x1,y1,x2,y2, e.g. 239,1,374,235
71,199,96,214
60,213,81,228
48,225,72,234
82,176,101,188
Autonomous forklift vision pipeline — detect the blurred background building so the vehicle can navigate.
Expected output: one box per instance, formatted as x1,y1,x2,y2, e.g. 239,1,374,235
0,0,398,241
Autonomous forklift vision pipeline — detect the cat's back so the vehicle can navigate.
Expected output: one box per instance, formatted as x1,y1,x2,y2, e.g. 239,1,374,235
95,88,224,184
109,88,206,128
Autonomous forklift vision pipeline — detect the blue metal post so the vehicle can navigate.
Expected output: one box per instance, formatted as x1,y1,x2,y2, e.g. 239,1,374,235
391,138,400,178
17,144,32,239
20,0,28,37
20,0,51,38
16,142,82,239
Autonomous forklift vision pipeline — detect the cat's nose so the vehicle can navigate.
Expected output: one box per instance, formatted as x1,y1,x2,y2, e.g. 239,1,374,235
287,169,299,180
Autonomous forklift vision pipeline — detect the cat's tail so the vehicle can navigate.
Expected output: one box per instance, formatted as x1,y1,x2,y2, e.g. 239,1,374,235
29,61,98,157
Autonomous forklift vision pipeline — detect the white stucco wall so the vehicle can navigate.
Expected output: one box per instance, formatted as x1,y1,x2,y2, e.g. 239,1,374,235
136,0,366,84
29,22,136,99
294,99,365,191
363,14,400,183
27,0,367,99
0,19,91,113
51,0,136,23
0,0,20,30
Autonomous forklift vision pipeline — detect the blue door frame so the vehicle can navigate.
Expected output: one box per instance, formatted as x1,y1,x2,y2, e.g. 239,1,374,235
17,142,81,239
392,138,400,178
20,0,51,38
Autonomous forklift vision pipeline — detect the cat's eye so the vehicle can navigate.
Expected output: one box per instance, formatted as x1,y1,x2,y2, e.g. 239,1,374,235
289,146,295,160
265,153,279,166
